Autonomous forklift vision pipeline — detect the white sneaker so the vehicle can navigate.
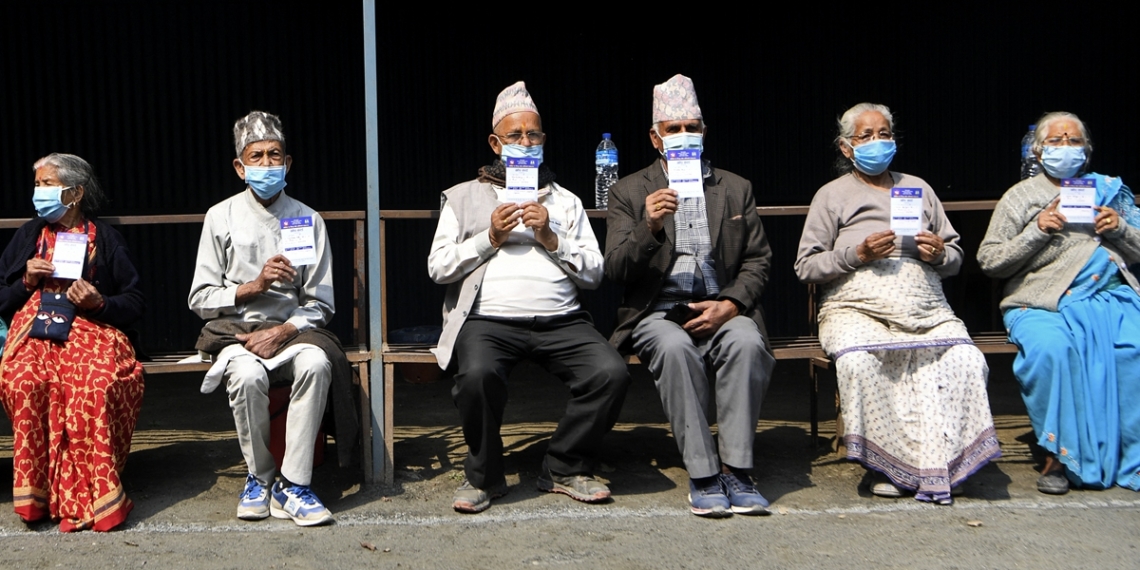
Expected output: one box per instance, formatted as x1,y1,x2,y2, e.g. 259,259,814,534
236,474,270,520
270,482,334,527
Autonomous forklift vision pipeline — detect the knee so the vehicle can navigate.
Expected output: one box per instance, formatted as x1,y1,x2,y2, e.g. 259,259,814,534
948,344,988,371
716,318,765,355
835,351,879,380
226,358,269,398
713,319,771,367
292,349,332,388
588,351,632,395
2,372,49,397
453,357,508,404
639,328,700,367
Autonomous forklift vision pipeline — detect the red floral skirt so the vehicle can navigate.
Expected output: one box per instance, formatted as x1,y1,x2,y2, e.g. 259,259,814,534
1,290,144,532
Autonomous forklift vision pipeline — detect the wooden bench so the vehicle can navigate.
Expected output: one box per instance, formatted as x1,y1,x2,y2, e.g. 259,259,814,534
7,203,1006,481
379,203,1016,462
0,212,381,479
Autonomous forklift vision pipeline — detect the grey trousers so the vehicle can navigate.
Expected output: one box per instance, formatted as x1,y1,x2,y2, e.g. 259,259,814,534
226,348,331,487
632,312,774,479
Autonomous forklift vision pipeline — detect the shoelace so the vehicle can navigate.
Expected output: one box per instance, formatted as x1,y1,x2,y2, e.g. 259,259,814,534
288,485,319,506
722,473,755,494
241,476,263,499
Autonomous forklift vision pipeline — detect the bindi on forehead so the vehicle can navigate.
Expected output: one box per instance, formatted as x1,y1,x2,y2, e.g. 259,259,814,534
35,166,61,184
497,112,541,134
1046,121,1080,136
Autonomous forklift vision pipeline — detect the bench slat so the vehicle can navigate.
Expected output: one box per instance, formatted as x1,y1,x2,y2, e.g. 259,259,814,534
142,350,372,374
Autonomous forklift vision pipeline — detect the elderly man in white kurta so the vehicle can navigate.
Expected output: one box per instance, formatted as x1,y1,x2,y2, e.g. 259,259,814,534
189,111,336,527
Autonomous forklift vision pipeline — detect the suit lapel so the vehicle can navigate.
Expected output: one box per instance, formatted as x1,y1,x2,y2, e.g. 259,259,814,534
704,168,725,249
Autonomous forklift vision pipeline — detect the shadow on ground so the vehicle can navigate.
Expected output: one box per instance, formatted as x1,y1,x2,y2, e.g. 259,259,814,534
0,352,1076,531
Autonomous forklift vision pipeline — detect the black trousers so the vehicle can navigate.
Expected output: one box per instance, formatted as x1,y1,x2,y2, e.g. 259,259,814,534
452,311,630,489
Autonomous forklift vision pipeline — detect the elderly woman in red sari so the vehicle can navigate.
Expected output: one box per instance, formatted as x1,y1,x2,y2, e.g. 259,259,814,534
0,153,145,531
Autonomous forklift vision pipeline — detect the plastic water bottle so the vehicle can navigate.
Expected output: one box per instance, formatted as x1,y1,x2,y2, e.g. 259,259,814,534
1020,125,1042,180
595,133,618,210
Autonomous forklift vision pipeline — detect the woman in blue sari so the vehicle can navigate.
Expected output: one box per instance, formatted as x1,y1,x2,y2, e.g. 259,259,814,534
979,111,1140,495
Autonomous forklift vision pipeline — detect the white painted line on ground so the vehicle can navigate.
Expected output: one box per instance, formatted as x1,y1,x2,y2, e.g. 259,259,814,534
3,497,1139,537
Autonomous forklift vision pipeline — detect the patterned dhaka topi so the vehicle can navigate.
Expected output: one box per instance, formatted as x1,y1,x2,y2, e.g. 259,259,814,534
492,81,539,128
653,74,702,123
233,110,285,157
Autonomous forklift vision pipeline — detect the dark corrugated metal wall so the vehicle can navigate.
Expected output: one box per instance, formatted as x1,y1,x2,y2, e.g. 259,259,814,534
1,2,365,351
2,6,1135,350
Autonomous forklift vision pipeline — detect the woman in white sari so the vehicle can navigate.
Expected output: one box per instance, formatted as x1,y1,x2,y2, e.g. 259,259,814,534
795,103,1000,504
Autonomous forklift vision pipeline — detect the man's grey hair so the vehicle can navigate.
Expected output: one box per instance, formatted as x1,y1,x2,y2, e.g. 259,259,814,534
834,102,895,174
1032,111,1093,164
233,111,286,157
33,153,106,213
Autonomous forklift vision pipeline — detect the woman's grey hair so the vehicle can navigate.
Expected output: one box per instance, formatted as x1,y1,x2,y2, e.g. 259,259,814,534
834,103,895,174
33,153,107,213
1032,111,1093,167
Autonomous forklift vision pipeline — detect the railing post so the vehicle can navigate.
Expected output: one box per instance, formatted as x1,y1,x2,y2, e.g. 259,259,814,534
362,0,390,485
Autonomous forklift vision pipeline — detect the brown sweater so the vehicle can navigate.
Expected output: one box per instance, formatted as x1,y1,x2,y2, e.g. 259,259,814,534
795,172,962,284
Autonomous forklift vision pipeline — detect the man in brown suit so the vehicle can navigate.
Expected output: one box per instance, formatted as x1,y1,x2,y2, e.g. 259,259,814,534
604,74,774,518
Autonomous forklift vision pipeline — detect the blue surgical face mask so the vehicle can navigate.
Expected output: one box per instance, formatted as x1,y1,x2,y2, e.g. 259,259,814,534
499,142,543,164
33,186,72,223
656,129,704,155
851,139,897,176
1040,145,1086,179
244,164,288,200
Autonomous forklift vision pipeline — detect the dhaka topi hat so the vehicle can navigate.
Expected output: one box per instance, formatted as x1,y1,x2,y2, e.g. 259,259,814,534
652,74,702,124
492,81,539,128
233,111,285,157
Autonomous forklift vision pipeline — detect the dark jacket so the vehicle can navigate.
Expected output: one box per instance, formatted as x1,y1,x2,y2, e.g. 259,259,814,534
604,161,772,352
0,218,146,334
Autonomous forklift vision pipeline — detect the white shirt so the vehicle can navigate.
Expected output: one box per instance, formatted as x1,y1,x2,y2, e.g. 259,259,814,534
427,184,602,318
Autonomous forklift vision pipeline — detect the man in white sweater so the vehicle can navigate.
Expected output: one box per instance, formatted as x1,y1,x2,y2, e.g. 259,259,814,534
428,82,629,514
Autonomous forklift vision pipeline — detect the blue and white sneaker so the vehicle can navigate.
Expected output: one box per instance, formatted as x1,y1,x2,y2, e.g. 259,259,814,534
270,482,334,527
688,477,731,518
237,474,270,520
719,470,771,515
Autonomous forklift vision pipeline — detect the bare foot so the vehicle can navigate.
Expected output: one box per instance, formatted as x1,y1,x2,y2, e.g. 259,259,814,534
1041,454,1064,475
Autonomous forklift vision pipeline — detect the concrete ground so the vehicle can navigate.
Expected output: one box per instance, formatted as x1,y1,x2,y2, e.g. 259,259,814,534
2,354,1139,569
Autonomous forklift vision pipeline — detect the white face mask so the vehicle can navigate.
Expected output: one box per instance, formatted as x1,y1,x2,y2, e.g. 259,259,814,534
656,129,703,155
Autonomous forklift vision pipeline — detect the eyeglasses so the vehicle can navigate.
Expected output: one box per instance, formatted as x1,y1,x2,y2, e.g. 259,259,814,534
495,131,546,145
849,131,894,144
1043,136,1085,147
